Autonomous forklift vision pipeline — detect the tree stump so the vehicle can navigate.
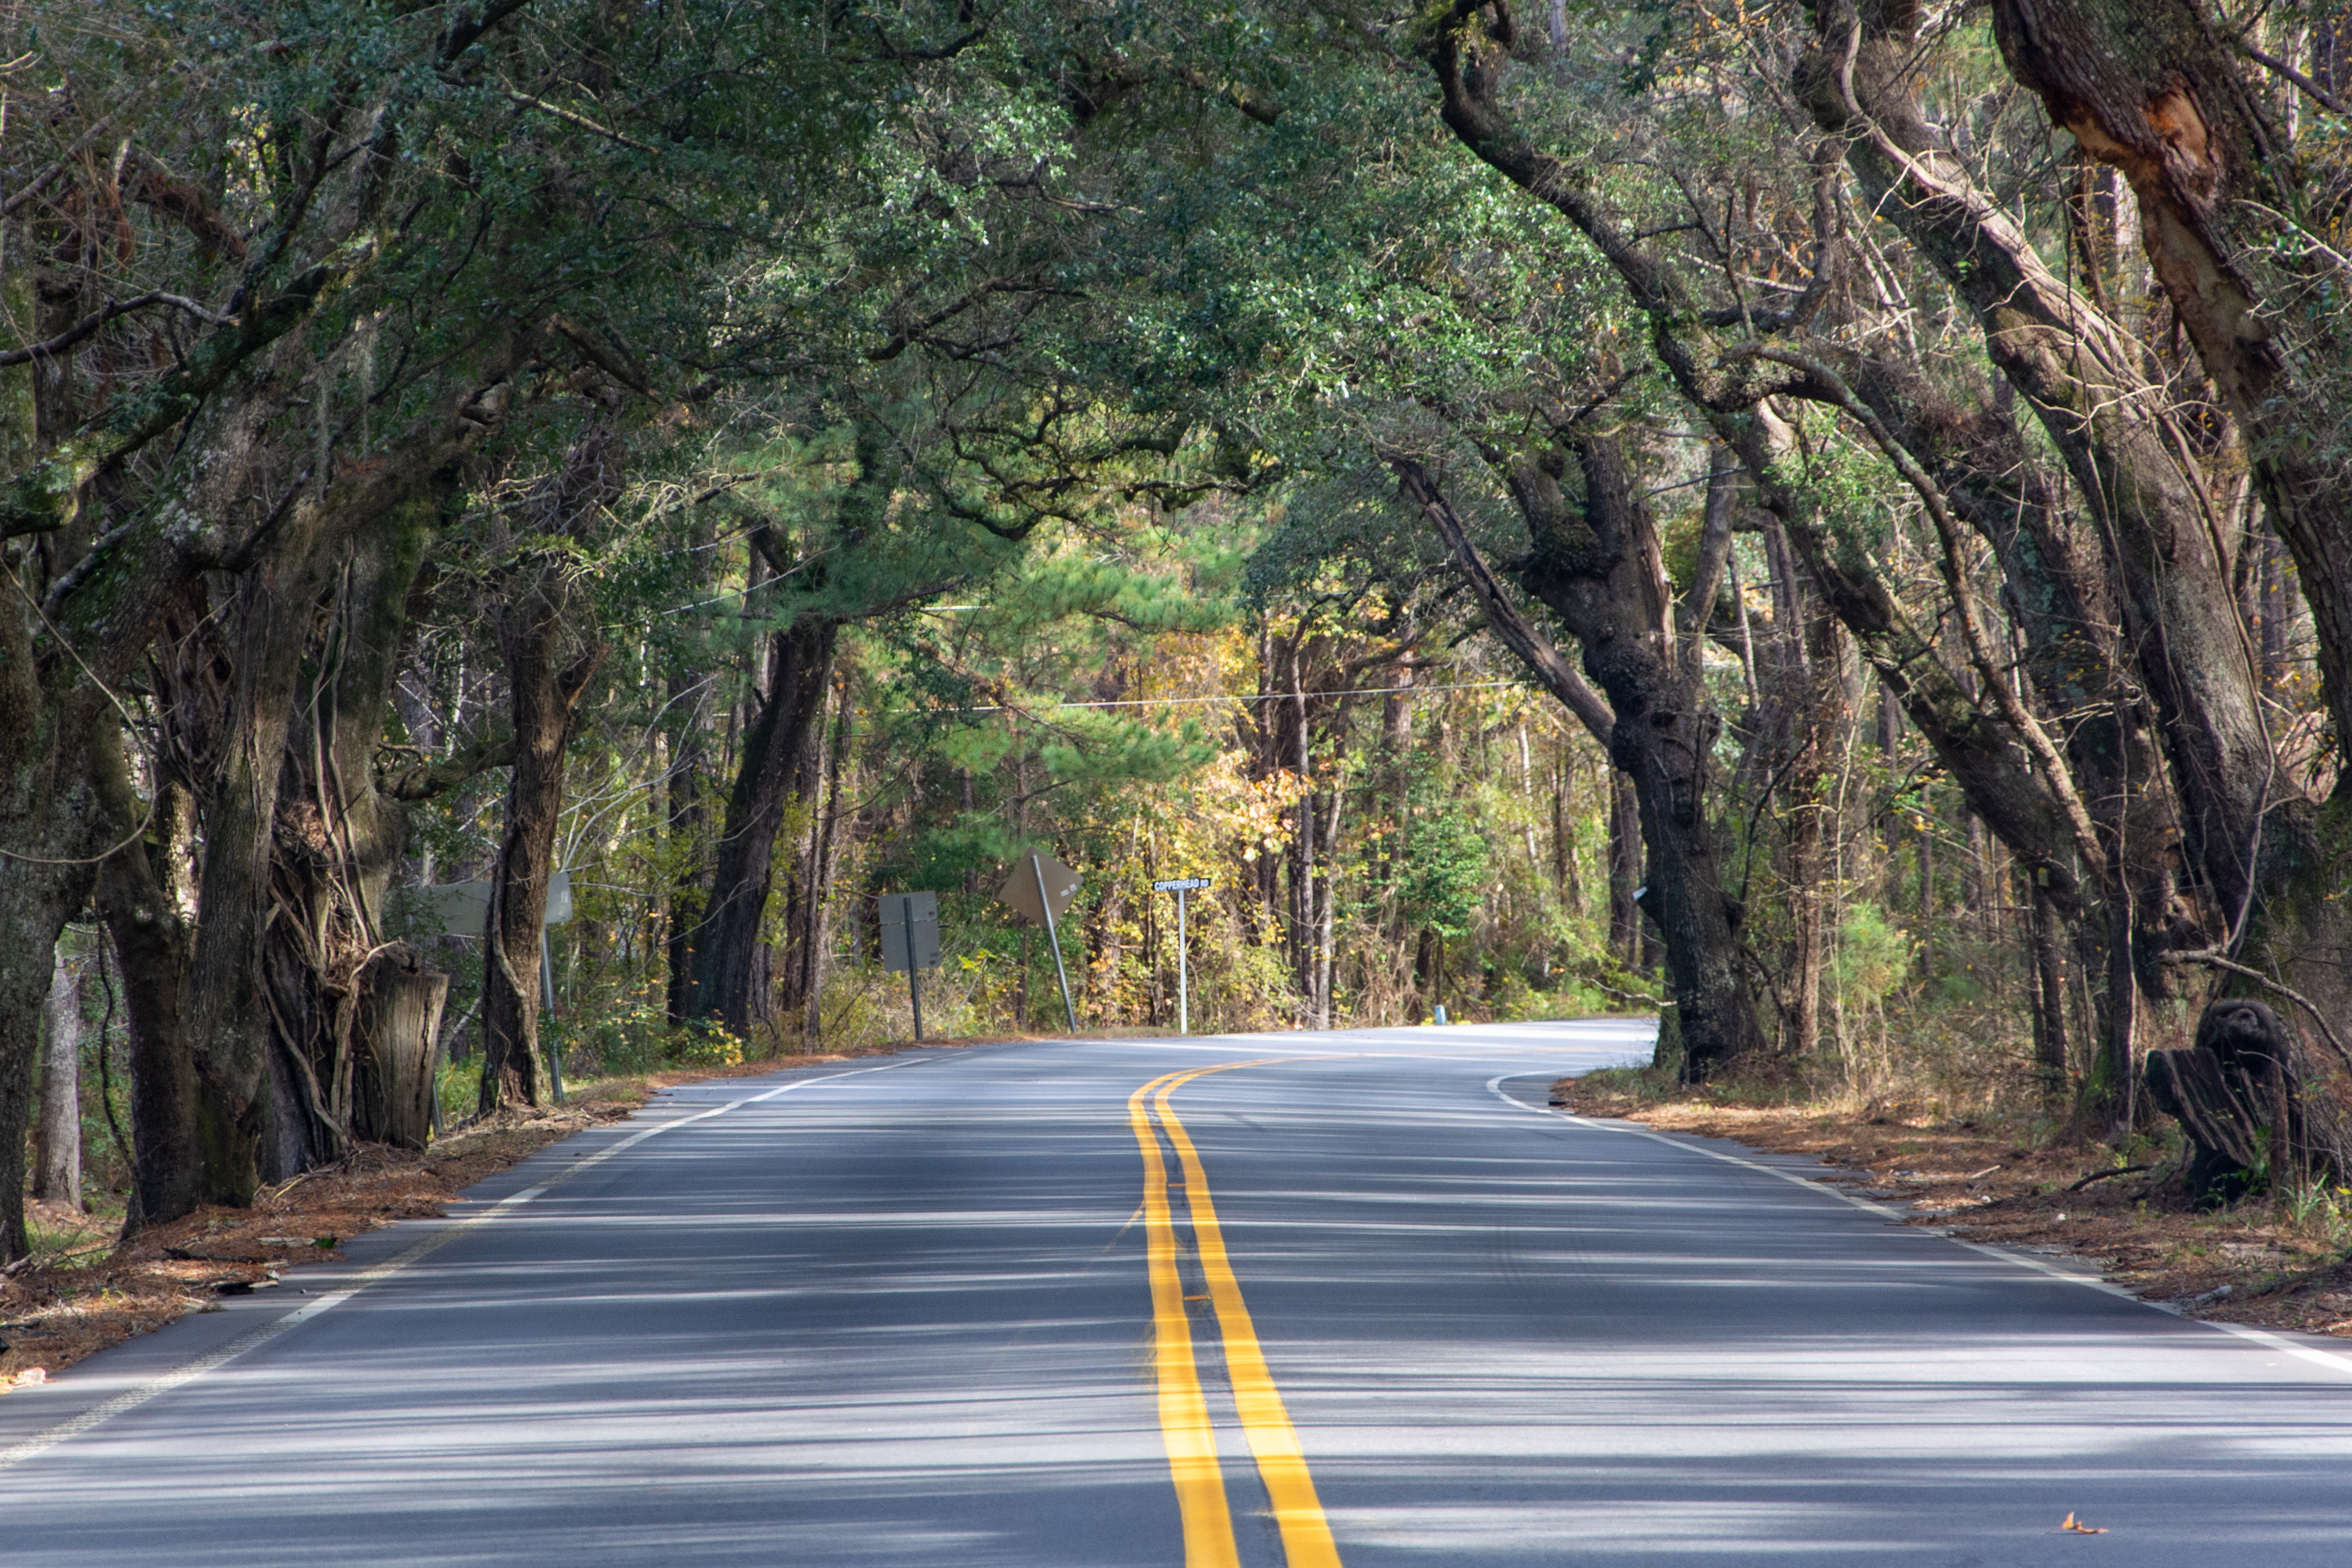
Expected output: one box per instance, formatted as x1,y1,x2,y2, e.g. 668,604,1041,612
356,948,449,1150
2144,999,2312,1204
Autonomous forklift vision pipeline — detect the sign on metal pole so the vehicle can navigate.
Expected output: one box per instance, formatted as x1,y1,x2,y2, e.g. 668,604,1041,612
410,871,575,1100
997,852,1079,926
1152,879,1211,1036
413,871,575,937
879,892,941,1041
996,851,1080,1031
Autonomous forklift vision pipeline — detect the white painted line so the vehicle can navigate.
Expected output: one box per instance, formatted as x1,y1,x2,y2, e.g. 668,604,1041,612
1484,1072,2352,1380
0,1059,913,1472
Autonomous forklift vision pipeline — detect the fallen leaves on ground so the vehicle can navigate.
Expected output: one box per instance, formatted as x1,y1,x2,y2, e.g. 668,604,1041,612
1552,1074,2352,1342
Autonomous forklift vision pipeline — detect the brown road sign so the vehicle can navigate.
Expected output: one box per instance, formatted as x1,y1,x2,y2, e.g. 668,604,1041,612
997,851,1081,926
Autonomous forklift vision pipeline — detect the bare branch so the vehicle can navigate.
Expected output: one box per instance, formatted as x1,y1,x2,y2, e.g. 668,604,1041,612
2159,949,2352,1076
2242,42,2351,120
0,292,238,369
1391,455,1619,747
504,90,659,152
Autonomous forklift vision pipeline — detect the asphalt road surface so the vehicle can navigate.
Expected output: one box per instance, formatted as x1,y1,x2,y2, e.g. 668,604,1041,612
8,1020,2352,1566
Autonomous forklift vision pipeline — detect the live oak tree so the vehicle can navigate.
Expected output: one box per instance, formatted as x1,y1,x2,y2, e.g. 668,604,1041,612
0,0,1087,1252
9,0,2349,1258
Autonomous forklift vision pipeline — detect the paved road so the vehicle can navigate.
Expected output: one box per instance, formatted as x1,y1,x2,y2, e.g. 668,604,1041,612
6,1020,2352,1565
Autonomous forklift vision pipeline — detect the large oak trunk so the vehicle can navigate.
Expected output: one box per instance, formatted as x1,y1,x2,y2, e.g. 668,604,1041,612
95,777,200,1229
0,695,112,1261
479,430,615,1113
1400,436,1767,1077
685,613,839,1036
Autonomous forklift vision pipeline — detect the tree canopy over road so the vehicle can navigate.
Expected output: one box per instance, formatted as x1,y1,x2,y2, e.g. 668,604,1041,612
6,0,2350,1260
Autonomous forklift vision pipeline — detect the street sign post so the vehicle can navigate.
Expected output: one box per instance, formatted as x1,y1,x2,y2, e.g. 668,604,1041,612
1152,878,1211,1035
878,891,941,1041
996,851,1081,1031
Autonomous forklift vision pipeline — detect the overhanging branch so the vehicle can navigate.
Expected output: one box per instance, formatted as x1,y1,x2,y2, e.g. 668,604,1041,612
1391,455,1617,747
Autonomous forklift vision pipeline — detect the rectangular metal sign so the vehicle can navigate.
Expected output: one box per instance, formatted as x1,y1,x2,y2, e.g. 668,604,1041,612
1152,878,1211,892
879,890,940,973
412,871,573,937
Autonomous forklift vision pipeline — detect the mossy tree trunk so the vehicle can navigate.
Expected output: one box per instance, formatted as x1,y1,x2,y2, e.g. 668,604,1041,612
479,429,617,1114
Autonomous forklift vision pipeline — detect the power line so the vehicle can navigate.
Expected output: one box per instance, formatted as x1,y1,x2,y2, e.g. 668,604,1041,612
915,679,1530,716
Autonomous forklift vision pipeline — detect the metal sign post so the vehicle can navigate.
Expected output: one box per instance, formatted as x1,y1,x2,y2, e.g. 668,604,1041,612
1152,878,1211,1035
996,851,1081,1032
879,892,941,1041
539,930,562,1101
1032,855,1078,1032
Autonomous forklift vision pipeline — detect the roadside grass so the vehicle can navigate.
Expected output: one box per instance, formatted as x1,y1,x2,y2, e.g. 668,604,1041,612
1556,1064,2352,1341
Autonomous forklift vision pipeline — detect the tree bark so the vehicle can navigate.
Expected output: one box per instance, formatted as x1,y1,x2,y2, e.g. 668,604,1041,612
1777,608,1851,1058
32,945,81,1210
1608,771,1641,968
95,775,199,1230
1398,440,1767,1076
770,665,834,1034
0,671,114,1262
479,430,616,1113
686,612,839,1036
180,508,336,1199
2029,884,2072,1102
357,948,447,1148
799,676,852,1047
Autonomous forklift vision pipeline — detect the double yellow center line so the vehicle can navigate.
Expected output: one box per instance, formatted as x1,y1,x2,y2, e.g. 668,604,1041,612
1128,1062,1343,1568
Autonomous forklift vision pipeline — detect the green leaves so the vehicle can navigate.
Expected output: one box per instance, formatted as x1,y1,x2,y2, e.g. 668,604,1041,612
1394,765,1494,941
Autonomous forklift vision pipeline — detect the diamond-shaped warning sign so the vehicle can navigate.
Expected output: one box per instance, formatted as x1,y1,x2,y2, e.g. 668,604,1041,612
997,851,1081,927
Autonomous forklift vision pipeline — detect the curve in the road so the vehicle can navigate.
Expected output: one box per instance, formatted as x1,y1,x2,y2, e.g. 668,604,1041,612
12,1020,2352,1567
1133,1059,1343,1568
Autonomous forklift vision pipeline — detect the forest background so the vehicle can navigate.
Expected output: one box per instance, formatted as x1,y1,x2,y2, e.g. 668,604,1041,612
5,0,2349,1260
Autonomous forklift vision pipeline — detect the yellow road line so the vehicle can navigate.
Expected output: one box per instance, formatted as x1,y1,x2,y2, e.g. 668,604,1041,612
1128,1069,1240,1568
1155,1067,1346,1568
1130,1044,1589,1559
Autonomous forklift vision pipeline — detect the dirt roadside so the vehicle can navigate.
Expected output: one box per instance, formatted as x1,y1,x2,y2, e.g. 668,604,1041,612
1553,1072,2352,1341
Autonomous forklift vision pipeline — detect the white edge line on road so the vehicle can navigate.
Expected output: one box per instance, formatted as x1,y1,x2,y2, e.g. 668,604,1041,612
0,1058,914,1471
1484,1071,2352,1381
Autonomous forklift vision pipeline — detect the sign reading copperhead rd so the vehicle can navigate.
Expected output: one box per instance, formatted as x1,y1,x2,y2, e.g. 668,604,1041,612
1152,877,1210,892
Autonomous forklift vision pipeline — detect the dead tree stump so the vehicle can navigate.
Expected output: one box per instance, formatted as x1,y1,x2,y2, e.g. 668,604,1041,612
356,948,450,1150
2144,999,2317,1204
